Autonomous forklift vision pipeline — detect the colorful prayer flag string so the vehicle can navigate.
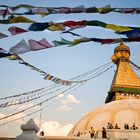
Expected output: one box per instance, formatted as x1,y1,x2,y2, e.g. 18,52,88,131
0,47,88,85
52,37,140,47
0,19,139,38
0,4,140,17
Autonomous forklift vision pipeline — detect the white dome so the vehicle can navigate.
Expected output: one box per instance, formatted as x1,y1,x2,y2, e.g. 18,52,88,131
68,99,140,137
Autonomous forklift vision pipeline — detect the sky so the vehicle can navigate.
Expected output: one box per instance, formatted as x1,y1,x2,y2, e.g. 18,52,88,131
0,0,140,137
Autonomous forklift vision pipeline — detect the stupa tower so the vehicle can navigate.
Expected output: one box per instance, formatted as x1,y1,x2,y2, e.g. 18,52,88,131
105,43,140,103
68,43,140,139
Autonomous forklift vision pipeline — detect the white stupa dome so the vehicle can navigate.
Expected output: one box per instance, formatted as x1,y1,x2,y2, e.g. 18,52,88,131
68,99,140,137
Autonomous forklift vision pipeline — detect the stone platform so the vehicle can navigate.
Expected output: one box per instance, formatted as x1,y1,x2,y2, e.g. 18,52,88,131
0,129,140,140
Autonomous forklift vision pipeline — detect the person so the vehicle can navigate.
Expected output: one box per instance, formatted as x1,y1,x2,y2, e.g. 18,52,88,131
107,122,110,129
107,122,113,129
90,126,95,138
102,127,107,138
40,131,44,136
126,124,129,130
124,123,127,129
77,131,80,137
110,123,113,129
132,123,136,130
114,123,120,129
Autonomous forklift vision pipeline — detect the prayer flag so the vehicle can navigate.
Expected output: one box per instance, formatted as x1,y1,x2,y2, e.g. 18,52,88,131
86,7,98,13
10,4,35,11
0,9,10,16
135,8,140,14
0,48,12,58
106,24,132,32
9,39,30,54
2,7,9,18
100,38,124,44
10,16,35,23
63,20,86,29
72,37,91,46
52,38,72,46
0,32,8,39
86,20,106,27
0,19,10,24
8,26,27,35
97,4,112,14
31,7,49,16
115,8,135,14
7,54,22,60
29,23,49,31
116,29,140,38
70,5,85,13
126,37,140,42
28,38,54,51
48,23,65,31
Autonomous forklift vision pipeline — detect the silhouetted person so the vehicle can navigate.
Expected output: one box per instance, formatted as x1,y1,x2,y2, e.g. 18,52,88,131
77,131,80,137
110,123,113,129
107,122,113,129
115,123,120,129
90,126,95,138
102,127,107,138
132,123,136,130
126,124,129,130
107,122,110,129
124,123,127,129
40,131,44,136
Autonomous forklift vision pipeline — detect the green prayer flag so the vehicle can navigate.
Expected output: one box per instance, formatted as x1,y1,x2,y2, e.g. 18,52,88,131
52,38,72,46
86,20,107,27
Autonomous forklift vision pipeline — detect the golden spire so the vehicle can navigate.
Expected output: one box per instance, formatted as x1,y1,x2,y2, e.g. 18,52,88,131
105,43,140,103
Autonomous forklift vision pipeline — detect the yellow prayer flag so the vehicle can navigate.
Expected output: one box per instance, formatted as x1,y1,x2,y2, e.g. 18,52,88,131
10,16,35,23
48,23,65,31
72,38,90,46
72,39,82,46
106,24,132,32
7,55,20,60
36,12,49,17
97,4,112,14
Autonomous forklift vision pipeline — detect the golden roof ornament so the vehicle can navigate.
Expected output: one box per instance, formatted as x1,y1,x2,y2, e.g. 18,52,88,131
114,42,130,54
111,42,130,64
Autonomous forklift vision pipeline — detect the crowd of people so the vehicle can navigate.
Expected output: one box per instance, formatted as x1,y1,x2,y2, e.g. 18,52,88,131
40,122,138,138
74,122,139,139
107,122,138,130
75,126,107,138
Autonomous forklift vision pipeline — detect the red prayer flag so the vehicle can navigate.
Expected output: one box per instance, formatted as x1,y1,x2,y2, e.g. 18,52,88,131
8,26,27,35
0,9,10,16
63,20,86,29
28,38,54,51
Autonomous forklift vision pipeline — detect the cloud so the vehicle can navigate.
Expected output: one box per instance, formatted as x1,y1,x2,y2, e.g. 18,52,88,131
41,120,73,136
62,94,80,105
0,113,73,137
56,94,80,112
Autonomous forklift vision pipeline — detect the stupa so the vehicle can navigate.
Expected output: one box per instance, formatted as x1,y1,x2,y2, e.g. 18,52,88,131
68,43,140,139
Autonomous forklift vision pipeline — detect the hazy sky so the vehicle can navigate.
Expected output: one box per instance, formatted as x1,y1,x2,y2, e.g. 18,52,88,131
0,0,140,137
